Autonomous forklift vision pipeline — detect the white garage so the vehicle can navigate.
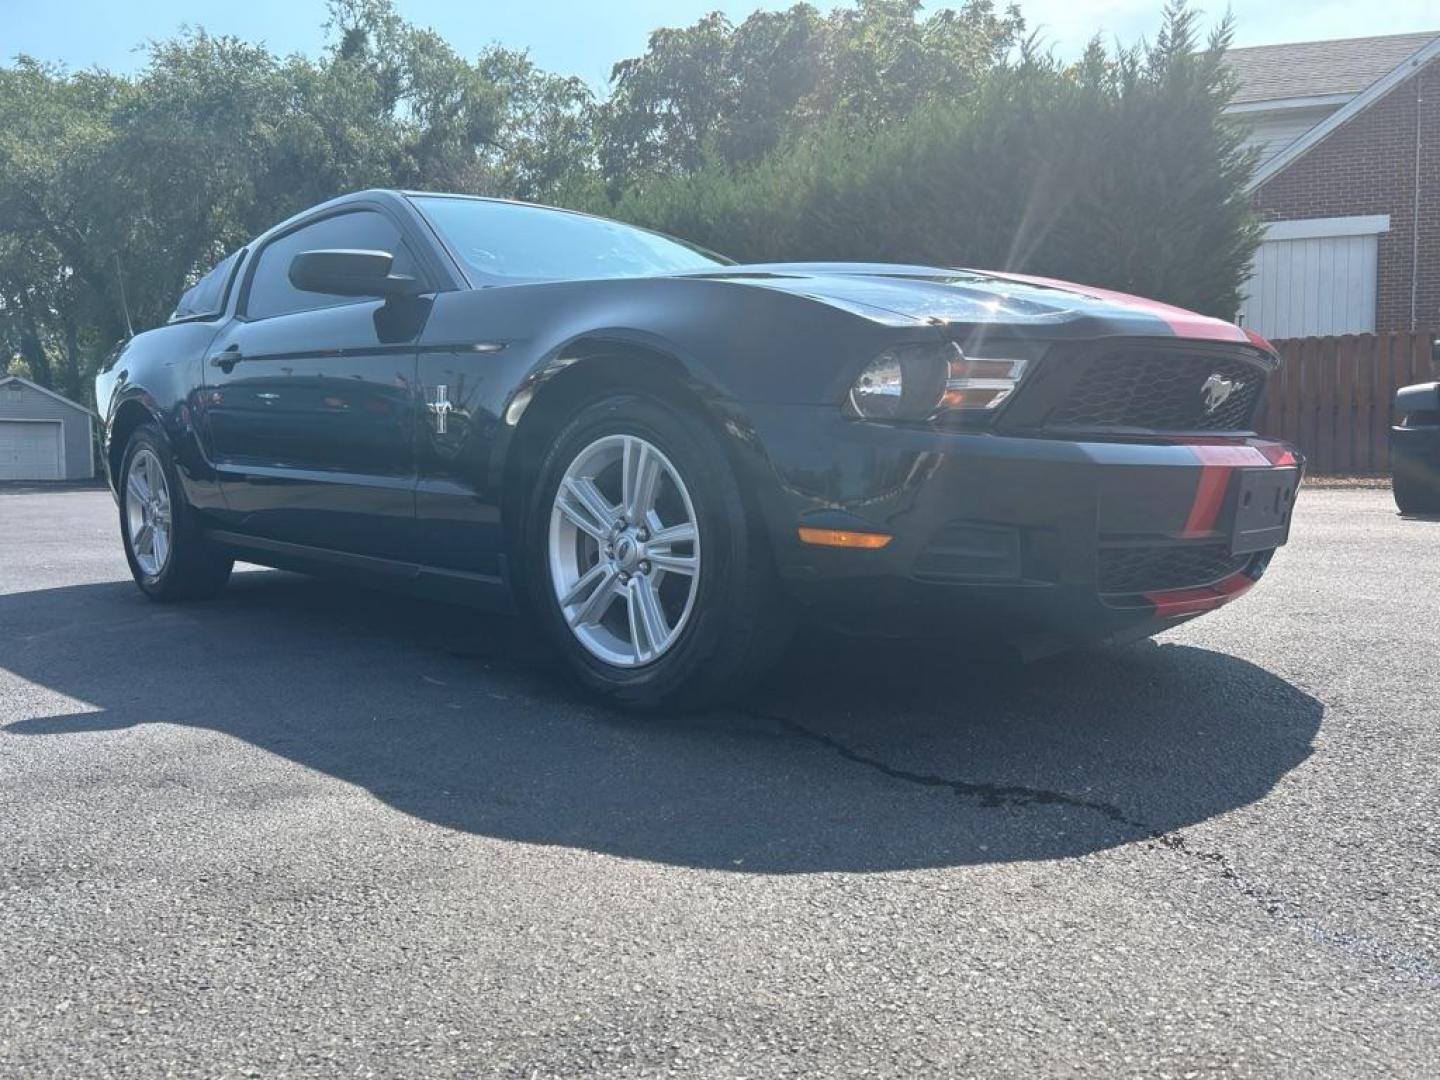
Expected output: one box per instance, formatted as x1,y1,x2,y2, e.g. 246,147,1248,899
0,376,96,481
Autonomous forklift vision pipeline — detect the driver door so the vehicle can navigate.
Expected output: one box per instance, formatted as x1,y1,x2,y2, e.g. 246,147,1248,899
201,208,430,560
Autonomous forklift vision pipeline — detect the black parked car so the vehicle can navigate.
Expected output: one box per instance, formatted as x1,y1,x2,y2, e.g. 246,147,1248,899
1392,378,1440,514
97,190,1302,708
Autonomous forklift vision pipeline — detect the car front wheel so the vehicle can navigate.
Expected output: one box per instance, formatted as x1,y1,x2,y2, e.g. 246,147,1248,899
527,393,792,710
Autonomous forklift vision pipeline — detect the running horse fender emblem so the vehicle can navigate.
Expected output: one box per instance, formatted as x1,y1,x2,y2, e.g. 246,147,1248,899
428,384,453,434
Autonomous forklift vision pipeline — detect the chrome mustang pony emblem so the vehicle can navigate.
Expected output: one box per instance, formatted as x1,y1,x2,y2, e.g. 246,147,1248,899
1201,373,1241,414
427,384,453,434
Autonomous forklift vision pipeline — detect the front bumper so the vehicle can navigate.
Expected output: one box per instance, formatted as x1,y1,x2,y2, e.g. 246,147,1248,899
740,404,1301,646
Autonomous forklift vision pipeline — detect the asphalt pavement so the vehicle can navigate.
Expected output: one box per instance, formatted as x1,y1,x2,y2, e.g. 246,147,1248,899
1,486,1437,1078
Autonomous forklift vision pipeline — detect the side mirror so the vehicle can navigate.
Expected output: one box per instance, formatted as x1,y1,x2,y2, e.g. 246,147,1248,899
288,249,420,298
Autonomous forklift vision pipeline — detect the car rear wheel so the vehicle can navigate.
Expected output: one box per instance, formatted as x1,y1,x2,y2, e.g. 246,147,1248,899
1393,466,1440,515
119,424,233,601
527,393,793,710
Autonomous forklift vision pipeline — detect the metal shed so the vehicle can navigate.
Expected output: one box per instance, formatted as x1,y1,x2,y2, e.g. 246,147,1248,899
0,375,96,481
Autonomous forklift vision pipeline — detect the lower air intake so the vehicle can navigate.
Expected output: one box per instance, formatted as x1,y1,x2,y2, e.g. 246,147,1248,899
1098,543,1252,595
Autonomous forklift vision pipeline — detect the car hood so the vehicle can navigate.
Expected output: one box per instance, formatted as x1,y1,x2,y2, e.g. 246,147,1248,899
684,263,1259,348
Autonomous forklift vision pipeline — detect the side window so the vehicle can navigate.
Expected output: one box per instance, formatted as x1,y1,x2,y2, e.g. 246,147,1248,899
244,210,418,321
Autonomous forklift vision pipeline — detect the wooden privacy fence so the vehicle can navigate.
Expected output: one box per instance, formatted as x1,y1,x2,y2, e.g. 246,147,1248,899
1254,330,1438,475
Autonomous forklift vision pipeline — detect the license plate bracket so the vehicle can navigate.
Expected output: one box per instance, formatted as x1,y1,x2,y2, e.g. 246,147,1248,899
1230,468,1298,555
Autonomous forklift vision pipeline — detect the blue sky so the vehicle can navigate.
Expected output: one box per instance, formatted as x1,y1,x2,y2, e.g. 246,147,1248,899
6,0,1438,88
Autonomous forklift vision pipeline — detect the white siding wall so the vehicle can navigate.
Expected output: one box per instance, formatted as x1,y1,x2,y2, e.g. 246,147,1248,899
1237,217,1388,340
1238,107,1337,167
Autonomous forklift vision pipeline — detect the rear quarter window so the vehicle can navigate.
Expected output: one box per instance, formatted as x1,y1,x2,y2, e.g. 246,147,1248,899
170,250,243,322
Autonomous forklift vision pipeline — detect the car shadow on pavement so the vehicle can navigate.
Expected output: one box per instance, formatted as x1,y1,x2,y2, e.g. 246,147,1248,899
2,569,1322,873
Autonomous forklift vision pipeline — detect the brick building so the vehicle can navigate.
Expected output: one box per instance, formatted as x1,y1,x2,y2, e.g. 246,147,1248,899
1227,32,1440,338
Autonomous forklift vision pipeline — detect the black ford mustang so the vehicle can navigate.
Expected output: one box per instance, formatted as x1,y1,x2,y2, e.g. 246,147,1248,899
97,190,1302,707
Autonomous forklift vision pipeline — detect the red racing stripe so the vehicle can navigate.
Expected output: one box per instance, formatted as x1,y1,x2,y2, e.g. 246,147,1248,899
1144,570,1256,618
1182,466,1230,537
1254,442,1301,467
1243,327,1277,353
1179,444,1270,538
982,271,1254,345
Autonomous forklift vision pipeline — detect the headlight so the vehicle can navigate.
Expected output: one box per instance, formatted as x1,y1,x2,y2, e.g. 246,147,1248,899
847,346,948,420
847,342,1030,421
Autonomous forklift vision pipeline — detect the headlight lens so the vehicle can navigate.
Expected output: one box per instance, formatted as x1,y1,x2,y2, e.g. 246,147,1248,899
849,348,941,420
847,342,1030,420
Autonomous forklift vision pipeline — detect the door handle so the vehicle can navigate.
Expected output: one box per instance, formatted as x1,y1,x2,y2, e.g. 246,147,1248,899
208,347,244,372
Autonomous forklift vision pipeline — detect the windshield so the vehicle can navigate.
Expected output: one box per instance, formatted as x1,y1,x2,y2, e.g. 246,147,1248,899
411,196,728,282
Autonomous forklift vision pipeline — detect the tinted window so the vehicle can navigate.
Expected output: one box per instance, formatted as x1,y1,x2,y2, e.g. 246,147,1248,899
412,196,727,281
170,249,241,322
245,210,417,320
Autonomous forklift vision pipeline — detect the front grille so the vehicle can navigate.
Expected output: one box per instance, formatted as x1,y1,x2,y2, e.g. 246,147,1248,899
1048,351,1266,432
1098,543,1251,595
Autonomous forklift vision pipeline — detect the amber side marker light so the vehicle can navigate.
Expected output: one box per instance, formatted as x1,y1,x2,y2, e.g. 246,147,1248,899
797,527,893,549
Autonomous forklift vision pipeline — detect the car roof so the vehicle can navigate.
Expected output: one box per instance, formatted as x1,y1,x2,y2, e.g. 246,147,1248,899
241,189,406,250
254,189,610,247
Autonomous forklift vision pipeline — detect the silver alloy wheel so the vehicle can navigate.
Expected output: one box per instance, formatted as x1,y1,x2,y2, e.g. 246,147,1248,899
548,433,701,668
124,447,173,578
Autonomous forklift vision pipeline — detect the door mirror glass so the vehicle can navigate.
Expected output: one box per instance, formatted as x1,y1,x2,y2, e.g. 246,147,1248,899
288,249,418,298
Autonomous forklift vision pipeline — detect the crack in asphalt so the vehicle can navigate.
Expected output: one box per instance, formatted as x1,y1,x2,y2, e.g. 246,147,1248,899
732,708,1440,988
771,713,1138,826
401,659,1440,988
416,650,1440,988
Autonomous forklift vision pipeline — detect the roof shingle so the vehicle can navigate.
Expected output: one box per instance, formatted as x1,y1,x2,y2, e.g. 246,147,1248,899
1226,31,1438,105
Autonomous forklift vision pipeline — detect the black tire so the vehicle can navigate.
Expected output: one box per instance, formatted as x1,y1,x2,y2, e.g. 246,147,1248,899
119,423,233,601
524,392,794,710
1393,465,1440,515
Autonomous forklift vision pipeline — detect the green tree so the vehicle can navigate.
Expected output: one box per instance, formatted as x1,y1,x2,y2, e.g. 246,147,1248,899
0,0,531,399
468,47,596,203
596,0,1024,191
607,3,1258,318
0,0,1259,402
